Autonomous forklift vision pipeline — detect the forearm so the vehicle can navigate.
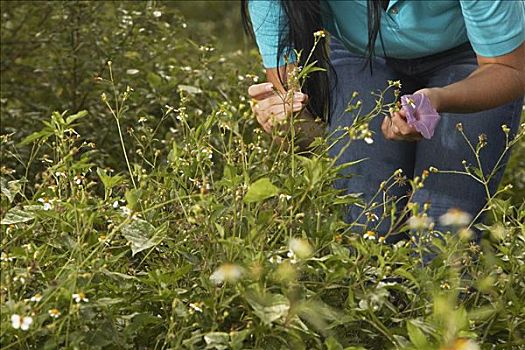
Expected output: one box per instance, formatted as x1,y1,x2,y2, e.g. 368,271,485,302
431,63,525,114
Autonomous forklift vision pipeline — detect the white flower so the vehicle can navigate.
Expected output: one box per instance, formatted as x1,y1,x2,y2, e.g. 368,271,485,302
363,231,376,240
48,308,61,318
11,314,32,330
364,137,374,144
313,30,326,38
268,255,283,264
188,302,203,313
439,208,472,227
72,292,89,303
288,238,313,259
126,69,140,75
30,293,42,302
1,252,15,262
210,263,244,285
121,206,133,216
152,10,162,18
74,175,84,185
279,194,292,201
37,197,53,211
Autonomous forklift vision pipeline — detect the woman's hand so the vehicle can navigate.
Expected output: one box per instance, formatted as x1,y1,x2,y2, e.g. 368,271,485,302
248,82,308,134
381,109,423,142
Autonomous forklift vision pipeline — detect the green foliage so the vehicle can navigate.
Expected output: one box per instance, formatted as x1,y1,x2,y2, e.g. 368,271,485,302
1,2,524,350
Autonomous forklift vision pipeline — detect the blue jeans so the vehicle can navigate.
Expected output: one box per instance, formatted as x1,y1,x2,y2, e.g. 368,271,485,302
328,38,523,238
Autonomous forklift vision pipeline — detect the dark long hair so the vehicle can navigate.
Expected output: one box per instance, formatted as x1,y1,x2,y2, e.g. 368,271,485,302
241,0,387,122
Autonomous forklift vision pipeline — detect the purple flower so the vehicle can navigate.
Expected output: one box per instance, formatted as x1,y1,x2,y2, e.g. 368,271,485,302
400,93,441,139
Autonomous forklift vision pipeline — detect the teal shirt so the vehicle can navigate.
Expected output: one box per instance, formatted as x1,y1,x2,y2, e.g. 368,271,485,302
248,0,525,68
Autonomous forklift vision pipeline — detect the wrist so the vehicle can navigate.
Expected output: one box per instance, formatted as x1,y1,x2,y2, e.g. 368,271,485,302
417,87,444,113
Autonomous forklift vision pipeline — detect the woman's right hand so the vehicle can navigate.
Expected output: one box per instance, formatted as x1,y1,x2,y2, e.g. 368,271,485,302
248,82,308,134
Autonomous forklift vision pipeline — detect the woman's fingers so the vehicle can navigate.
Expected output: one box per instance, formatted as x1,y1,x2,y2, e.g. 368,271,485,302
248,82,275,100
257,101,303,128
381,113,422,141
251,92,307,133
391,112,416,136
256,92,306,112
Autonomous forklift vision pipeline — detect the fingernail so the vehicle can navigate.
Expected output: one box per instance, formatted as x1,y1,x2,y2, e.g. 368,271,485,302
294,92,304,99
265,83,274,91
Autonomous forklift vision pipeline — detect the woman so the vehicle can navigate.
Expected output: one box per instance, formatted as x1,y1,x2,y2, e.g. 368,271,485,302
242,1,524,237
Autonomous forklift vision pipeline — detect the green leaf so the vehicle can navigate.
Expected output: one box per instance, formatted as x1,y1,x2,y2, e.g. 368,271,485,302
203,332,229,350
407,321,428,349
1,207,34,225
178,84,202,94
65,110,88,124
324,337,343,350
0,178,22,203
244,178,280,203
125,188,142,211
229,329,250,350
246,292,290,325
147,72,162,88
19,129,54,146
121,219,159,256
97,168,125,191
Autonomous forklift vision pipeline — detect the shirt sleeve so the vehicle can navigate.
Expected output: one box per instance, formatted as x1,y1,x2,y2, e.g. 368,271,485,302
460,0,525,57
248,0,295,67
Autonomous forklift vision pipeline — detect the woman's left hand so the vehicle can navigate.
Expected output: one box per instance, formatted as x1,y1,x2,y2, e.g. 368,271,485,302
381,109,423,142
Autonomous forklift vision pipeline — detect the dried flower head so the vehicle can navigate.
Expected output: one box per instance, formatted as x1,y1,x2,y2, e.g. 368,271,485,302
439,208,472,227
289,238,313,259
210,263,244,285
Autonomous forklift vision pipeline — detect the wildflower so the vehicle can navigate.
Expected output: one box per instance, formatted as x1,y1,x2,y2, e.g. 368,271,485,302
378,236,386,244
48,308,61,318
313,30,326,38
210,263,244,285
152,10,162,18
408,215,434,230
37,197,53,211
72,292,89,303
388,80,402,88
189,302,203,313
440,338,480,350
439,208,472,227
279,194,292,201
126,69,140,75
440,281,451,290
11,314,32,330
121,206,133,216
365,212,378,222
478,133,487,147
74,175,84,185
363,230,376,240
364,136,374,144
268,255,283,264
288,238,313,259
0,252,15,262
30,293,42,302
